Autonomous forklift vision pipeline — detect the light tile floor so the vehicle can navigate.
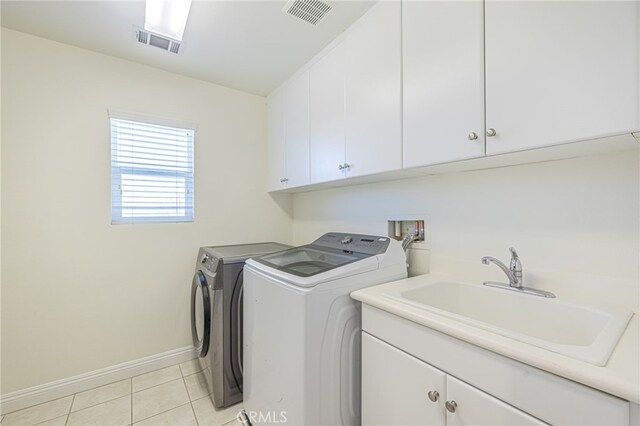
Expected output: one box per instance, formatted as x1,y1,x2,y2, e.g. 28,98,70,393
1,359,243,426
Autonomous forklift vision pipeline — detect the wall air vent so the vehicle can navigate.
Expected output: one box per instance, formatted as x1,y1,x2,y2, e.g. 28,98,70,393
134,27,182,54
282,0,332,26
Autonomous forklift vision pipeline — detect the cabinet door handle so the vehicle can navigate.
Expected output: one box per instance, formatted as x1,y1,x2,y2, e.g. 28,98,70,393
468,132,478,141
344,163,351,171
427,390,439,402
280,178,288,183
445,400,458,413
338,164,344,171
486,128,497,137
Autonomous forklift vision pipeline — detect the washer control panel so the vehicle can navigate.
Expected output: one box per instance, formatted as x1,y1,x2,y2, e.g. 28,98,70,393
313,232,390,255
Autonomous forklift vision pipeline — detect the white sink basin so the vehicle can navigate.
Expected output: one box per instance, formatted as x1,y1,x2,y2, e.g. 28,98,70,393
384,281,633,366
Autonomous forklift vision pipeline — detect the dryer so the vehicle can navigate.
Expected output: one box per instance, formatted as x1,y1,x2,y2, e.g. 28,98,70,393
191,242,290,408
242,233,407,425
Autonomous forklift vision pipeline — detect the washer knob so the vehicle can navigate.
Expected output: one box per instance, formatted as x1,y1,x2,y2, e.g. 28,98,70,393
340,236,353,245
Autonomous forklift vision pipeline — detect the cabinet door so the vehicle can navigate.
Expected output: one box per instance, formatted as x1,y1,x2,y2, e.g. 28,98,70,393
362,333,446,426
446,376,545,426
403,0,485,168
266,89,286,191
485,1,639,155
345,1,402,178
309,40,346,184
283,71,310,188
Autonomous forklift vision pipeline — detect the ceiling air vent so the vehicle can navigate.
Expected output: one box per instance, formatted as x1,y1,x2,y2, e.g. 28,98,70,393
135,27,182,54
282,0,332,26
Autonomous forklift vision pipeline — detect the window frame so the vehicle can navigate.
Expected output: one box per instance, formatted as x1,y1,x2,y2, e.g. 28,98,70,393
109,111,196,225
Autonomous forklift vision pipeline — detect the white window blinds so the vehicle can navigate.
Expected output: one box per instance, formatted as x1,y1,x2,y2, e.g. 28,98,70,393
111,117,194,223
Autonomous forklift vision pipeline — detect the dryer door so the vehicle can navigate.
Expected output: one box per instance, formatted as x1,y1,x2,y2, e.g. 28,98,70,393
191,271,211,358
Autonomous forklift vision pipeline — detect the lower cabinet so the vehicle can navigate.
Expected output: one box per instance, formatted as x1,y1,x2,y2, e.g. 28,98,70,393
362,333,545,426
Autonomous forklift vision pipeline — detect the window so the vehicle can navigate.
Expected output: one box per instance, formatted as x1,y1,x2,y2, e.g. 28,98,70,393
110,117,194,223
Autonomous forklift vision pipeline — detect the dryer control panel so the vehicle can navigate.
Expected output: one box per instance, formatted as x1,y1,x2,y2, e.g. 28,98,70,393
312,233,391,255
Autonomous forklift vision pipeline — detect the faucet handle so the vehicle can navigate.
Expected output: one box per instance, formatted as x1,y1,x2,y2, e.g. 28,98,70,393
509,247,519,259
509,247,522,277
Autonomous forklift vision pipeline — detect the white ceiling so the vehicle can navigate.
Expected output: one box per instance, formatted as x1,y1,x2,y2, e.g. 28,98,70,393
0,0,374,95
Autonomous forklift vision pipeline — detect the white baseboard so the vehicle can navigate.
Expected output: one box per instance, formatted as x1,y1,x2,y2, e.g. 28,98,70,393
0,346,197,415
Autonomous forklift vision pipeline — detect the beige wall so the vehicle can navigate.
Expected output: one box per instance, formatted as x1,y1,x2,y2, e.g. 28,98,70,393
1,29,292,393
293,150,639,308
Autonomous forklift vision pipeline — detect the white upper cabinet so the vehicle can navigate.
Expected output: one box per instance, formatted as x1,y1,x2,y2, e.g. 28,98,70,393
267,0,640,192
283,70,310,188
345,1,402,177
309,1,402,182
267,71,310,190
309,40,347,184
266,89,286,191
485,1,640,155
403,0,485,168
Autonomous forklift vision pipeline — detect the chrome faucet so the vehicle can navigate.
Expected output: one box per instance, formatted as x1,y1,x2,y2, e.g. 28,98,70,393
481,247,555,298
481,247,522,288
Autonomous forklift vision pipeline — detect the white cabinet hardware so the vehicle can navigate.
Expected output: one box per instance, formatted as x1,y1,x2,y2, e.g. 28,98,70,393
445,400,457,414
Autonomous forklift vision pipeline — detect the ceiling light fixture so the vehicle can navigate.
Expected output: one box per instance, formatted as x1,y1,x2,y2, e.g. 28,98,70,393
144,0,193,41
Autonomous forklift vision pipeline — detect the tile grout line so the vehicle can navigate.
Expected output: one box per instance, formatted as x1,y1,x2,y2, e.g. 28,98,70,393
132,366,186,394
134,376,185,395
131,374,193,424
189,400,199,426
30,414,69,426
133,401,193,425
64,393,75,426
3,395,74,418
185,374,200,426
64,382,132,418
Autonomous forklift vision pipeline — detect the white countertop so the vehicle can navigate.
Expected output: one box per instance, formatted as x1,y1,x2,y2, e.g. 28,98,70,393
352,272,640,404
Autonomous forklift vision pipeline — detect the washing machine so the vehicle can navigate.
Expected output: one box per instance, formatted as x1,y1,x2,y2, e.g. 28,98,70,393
190,242,290,408
242,233,407,425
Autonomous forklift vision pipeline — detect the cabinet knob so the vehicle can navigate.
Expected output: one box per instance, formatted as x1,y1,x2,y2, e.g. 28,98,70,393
445,400,458,413
344,163,351,171
427,390,439,402
468,132,478,141
486,128,497,137
338,164,344,171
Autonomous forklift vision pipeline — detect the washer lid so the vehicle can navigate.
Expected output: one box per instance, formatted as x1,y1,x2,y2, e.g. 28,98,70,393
251,245,368,278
